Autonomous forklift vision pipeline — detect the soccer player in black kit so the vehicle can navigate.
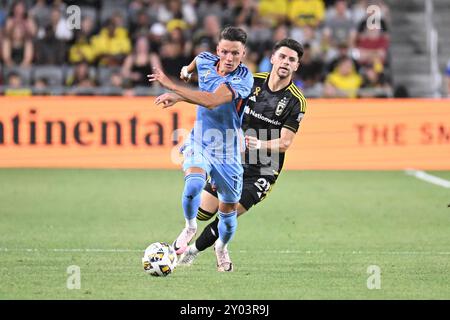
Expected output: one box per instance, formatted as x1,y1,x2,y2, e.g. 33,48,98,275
178,39,307,271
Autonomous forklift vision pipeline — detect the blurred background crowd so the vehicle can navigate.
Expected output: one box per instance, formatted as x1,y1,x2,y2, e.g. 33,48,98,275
0,0,419,98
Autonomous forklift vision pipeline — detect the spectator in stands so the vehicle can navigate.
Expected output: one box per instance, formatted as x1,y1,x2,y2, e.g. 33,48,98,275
326,42,359,74
295,43,324,96
2,23,34,67
122,36,162,87
323,0,357,52
34,24,66,65
258,24,289,73
168,23,192,57
30,0,51,30
49,7,73,41
356,27,389,66
100,71,125,96
231,0,258,28
156,0,197,28
290,25,322,58
129,9,152,41
91,15,131,66
0,0,393,98
194,0,226,25
358,64,392,98
148,22,167,55
160,36,191,82
66,61,97,89
324,57,362,98
257,0,289,27
351,0,369,26
32,77,51,95
4,71,32,96
69,16,96,65
5,0,37,38
6,71,21,88
192,14,221,52
288,0,325,28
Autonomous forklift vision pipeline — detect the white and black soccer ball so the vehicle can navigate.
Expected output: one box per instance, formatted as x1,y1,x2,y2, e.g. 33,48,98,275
142,242,177,277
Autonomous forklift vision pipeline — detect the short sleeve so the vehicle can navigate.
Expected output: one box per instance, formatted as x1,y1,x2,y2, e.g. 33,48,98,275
226,67,254,100
196,51,219,71
283,99,306,133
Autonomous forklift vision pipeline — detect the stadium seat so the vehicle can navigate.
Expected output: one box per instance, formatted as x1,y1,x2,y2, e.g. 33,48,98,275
97,66,121,86
3,66,32,86
32,66,64,87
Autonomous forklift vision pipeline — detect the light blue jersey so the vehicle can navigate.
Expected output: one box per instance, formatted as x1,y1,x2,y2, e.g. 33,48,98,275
182,51,254,203
191,51,253,160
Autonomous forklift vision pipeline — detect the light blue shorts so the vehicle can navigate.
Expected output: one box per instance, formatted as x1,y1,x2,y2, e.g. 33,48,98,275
181,142,243,204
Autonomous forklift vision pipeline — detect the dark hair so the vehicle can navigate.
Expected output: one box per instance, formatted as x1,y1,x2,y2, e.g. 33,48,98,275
219,26,247,45
273,38,304,60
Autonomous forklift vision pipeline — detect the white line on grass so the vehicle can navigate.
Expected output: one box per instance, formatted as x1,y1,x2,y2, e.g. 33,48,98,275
404,169,450,188
0,248,449,255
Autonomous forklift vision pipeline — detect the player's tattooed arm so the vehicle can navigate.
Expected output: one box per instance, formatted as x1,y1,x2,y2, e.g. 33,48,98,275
245,128,296,153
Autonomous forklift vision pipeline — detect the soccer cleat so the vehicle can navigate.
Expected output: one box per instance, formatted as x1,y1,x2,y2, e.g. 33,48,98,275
214,242,233,272
172,227,196,255
177,246,199,266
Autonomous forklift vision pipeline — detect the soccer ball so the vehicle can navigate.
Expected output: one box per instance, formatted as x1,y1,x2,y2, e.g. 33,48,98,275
142,242,177,277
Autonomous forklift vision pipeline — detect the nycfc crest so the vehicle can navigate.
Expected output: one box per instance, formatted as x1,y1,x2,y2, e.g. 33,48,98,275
275,97,288,116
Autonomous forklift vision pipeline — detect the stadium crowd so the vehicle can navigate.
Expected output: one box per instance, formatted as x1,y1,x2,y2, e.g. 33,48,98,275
0,0,395,98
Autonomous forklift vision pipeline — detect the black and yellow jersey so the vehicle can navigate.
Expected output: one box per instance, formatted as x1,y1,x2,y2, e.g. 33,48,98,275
242,71,307,179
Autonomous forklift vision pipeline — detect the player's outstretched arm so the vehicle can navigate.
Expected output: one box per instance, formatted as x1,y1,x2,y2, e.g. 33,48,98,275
148,67,234,109
245,128,296,153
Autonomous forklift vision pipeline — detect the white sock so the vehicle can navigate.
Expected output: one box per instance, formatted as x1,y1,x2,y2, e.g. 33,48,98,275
215,239,227,251
185,218,197,229
190,244,199,254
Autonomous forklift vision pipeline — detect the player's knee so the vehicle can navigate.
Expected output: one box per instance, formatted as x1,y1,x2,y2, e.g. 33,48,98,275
183,173,206,199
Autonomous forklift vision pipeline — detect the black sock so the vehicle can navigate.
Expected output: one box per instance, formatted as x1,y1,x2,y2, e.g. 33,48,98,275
195,217,219,252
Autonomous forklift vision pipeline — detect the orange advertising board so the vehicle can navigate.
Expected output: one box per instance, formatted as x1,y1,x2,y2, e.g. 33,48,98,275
0,97,449,170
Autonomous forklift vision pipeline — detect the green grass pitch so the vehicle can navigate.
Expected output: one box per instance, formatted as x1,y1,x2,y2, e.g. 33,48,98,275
0,169,449,299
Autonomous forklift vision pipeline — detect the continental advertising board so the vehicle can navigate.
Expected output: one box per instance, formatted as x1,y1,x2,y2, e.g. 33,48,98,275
0,97,449,170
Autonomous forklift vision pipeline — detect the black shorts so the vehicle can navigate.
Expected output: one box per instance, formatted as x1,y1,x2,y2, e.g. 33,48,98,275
204,175,276,211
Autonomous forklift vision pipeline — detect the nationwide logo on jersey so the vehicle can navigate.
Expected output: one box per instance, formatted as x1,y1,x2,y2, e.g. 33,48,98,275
275,97,289,116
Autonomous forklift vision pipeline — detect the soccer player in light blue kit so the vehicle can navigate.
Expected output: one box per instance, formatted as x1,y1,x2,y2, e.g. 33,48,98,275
147,27,253,272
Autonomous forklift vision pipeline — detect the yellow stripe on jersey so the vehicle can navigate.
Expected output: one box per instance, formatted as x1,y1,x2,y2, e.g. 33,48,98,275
253,72,270,79
283,124,298,132
287,84,307,113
